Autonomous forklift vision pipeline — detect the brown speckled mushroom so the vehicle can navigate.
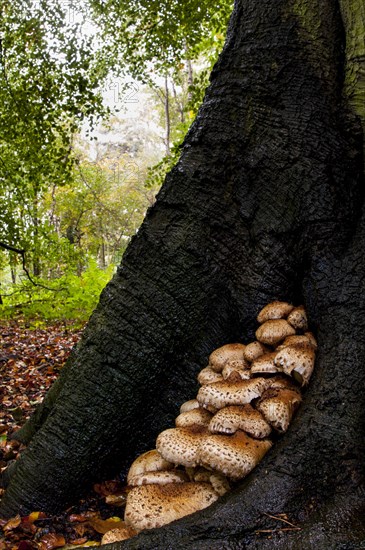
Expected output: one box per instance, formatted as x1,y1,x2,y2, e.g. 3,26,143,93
197,378,268,410
208,343,246,372
221,359,251,382
199,430,272,481
257,388,302,432
256,319,296,346
250,352,283,375
265,374,301,391
156,426,207,467
276,333,317,351
257,301,294,323
244,341,269,363
191,468,231,496
180,399,200,413
274,342,316,385
287,305,308,330
101,524,137,544
128,470,189,487
124,482,219,532
127,450,174,485
197,367,224,385
175,408,213,428
208,404,272,439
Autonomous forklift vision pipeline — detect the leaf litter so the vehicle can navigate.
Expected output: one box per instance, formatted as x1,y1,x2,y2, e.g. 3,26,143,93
0,322,128,550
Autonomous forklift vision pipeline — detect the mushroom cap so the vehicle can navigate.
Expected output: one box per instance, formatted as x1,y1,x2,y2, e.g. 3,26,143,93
274,343,315,385
257,388,302,432
257,301,294,323
255,319,296,346
199,430,272,481
101,524,137,544
251,352,283,375
208,343,246,372
265,374,301,391
243,341,269,363
189,468,230,495
197,367,224,385
222,359,251,382
197,378,268,410
156,426,206,467
180,399,200,414
128,470,189,487
124,482,218,532
175,408,213,428
127,450,174,485
208,404,272,439
287,305,308,330
276,334,316,351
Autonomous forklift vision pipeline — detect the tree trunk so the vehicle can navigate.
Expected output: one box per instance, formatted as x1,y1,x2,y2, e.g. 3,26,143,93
1,0,365,547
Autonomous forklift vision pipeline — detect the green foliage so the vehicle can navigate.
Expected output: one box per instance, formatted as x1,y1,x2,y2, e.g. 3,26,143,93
1,259,115,325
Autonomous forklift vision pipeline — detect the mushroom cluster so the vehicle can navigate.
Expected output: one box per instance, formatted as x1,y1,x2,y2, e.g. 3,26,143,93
102,302,316,543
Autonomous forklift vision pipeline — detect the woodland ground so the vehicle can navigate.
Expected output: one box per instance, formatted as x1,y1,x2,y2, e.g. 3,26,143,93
0,322,131,550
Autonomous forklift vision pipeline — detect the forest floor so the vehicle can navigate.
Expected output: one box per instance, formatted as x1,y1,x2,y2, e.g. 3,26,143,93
0,322,129,550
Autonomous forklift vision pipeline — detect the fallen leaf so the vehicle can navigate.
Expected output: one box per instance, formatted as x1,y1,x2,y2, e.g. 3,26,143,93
3,514,21,531
38,533,66,550
87,517,124,535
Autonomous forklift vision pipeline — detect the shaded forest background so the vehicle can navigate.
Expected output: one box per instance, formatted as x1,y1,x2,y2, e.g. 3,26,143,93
0,0,232,325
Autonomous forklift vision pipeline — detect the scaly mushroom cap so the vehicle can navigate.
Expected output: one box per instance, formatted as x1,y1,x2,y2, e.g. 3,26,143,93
250,352,282,375
208,343,246,372
199,430,272,481
127,450,174,485
274,342,315,385
256,319,296,346
257,301,294,323
180,399,200,414
197,367,224,385
222,359,251,382
128,470,189,487
191,468,231,496
287,305,308,330
156,426,206,467
257,388,302,432
243,341,269,363
175,408,213,428
101,524,137,544
265,374,301,391
276,334,316,351
208,404,272,439
125,482,218,532
197,378,268,410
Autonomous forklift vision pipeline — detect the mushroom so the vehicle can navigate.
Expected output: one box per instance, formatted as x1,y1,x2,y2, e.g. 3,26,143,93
276,333,316,351
257,301,294,323
101,524,137,544
208,343,246,372
244,341,269,362
287,305,308,330
256,319,296,346
175,408,213,428
125,482,219,532
156,426,206,467
256,388,302,432
197,378,268,410
128,470,189,487
265,374,301,391
192,469,231,496
199,430,272,481
180,399,200,413
250,352,283,375
208,404,272,438
274,343,315,385
197,367,224,385
221,359,251,381
127,450,174,485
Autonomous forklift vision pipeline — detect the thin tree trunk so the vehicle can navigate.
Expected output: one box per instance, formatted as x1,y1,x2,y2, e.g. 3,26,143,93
1,0,364,547
164,75,171,156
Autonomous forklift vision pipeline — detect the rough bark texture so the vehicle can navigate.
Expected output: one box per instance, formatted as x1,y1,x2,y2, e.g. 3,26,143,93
1,0,365,547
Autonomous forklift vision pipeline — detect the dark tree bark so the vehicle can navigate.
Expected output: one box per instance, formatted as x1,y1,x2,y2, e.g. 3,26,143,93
1,0,365,547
